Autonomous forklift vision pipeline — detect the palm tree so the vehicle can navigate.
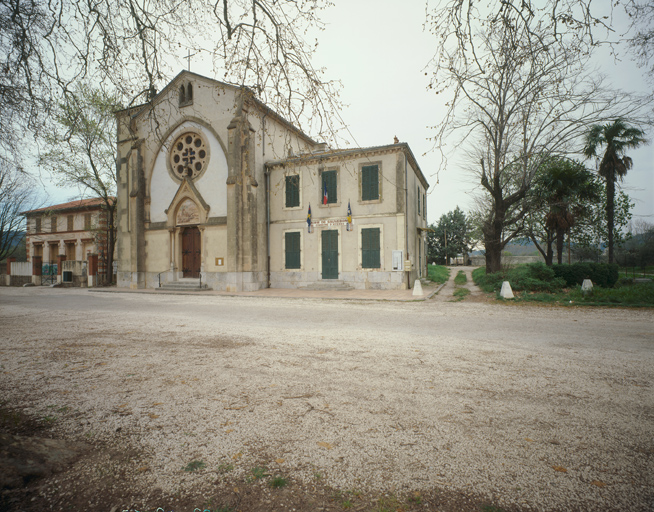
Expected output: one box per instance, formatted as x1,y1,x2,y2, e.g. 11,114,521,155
583,120,647,264
532,158,600,265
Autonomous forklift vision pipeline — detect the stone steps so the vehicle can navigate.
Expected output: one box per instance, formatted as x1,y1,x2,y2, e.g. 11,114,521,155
300,280,354,291
157,278,210,291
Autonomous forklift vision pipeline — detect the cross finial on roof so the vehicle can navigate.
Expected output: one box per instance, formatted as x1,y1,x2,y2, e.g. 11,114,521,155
185,49,197,71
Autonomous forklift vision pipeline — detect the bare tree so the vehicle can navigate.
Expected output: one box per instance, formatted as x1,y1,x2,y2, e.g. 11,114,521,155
0,0,343,172
39,84,121,283
0,164,38,261
626,1,654,83
425,0,615,63
427,4,650,273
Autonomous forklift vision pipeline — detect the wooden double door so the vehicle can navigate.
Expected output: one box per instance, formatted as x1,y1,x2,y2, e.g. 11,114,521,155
182,226,201,278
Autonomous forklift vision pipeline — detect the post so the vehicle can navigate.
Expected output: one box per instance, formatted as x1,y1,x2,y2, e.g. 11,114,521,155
32,256,42,286
88,253,98,287
56,254,66,284
6,257,16,286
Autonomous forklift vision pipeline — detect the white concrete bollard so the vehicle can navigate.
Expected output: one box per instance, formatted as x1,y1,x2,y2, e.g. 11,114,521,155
412,279,424,296
500,281,514,299
581,279,593,295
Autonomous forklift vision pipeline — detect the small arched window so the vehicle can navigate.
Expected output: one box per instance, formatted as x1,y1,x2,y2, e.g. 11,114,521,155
179,84,186,106
179,82,193,107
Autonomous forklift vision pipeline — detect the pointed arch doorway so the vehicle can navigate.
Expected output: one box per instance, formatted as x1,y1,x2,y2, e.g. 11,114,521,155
181,226,201,278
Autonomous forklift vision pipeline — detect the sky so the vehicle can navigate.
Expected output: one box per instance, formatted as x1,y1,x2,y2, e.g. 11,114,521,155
42,0,653,226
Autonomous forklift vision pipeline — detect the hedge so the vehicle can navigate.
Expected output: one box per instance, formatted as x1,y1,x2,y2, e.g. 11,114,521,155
552,263,619,288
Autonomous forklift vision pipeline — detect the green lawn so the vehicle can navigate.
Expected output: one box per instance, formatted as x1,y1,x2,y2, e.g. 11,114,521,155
472,265,654,307
427,264,450,284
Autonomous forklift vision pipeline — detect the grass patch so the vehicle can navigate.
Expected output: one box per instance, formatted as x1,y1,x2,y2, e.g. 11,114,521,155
217,463,234,473
251,466,269,480
453,287,470,299
567,281,654,306
269,475,288,488
454,270,467,285
473,262,566,293
473,264,654,307
183,460,206,472
428,264,450,284
482,505,507,512
375,494,401,512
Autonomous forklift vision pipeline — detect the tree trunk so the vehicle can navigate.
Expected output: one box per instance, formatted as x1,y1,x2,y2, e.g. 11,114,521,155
484,234,503,273
606,176,615,264
530,230,554,266
483,204,506,274
556,228,565,264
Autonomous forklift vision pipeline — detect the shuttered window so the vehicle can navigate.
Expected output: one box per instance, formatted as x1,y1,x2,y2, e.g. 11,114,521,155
417,186,421,216
361,165,379,201
51,216,57,233
361,228,380,268
67,215,74,231
285,175,300,208
35,217,41,233
285,232,301,269
322,170,337,204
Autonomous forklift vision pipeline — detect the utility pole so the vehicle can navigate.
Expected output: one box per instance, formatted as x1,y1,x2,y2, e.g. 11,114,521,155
444,228,448,266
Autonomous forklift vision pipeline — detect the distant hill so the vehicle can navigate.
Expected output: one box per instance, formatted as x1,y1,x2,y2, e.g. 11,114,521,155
471,240,541,257
1,230,26,261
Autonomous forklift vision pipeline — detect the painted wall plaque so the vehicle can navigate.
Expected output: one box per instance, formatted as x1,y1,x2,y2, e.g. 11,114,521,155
176,199,200,225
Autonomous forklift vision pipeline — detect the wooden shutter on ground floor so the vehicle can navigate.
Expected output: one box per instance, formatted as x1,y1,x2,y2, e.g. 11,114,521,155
285,232,301,269
361,228,380,268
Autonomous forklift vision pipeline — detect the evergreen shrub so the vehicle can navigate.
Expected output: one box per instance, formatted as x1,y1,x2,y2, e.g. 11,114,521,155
473,262,566,292
552,263,619,288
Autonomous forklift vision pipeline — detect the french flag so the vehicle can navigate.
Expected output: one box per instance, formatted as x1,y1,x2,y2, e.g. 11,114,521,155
322,180,328,205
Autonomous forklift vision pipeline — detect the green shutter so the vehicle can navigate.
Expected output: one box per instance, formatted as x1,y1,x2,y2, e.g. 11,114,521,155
417,186,421,215
322,170,337,204
362,165,379,201
285,232,301,269
361,228,380,268
285,175,299,208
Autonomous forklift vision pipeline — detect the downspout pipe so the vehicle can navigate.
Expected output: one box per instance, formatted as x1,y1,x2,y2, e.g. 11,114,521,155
405,152,410,290
262,113,270,288
265,164,271,288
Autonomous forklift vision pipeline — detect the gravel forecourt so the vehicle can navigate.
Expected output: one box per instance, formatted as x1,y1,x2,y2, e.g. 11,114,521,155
0,287,652,511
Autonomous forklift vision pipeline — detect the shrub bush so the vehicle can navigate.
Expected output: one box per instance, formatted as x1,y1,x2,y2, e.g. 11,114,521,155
473,262,566,292
552,263,619,288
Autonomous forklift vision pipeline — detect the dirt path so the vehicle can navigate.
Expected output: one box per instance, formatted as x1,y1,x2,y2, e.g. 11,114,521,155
431,265,483,301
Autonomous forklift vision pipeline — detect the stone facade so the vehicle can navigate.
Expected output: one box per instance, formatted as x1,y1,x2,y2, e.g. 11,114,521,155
22,198,114,279
116,71,429,291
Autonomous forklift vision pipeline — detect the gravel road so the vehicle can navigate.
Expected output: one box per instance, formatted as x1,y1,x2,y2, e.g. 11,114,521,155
0,287,652,511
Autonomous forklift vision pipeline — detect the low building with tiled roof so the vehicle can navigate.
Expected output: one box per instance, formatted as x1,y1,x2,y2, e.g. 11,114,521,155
22,197,115,282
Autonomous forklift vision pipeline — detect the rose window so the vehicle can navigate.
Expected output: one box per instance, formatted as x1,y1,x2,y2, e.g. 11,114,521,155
170,132,209,179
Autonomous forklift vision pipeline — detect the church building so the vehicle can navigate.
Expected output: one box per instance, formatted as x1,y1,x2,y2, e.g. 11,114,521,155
116,71,429,291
